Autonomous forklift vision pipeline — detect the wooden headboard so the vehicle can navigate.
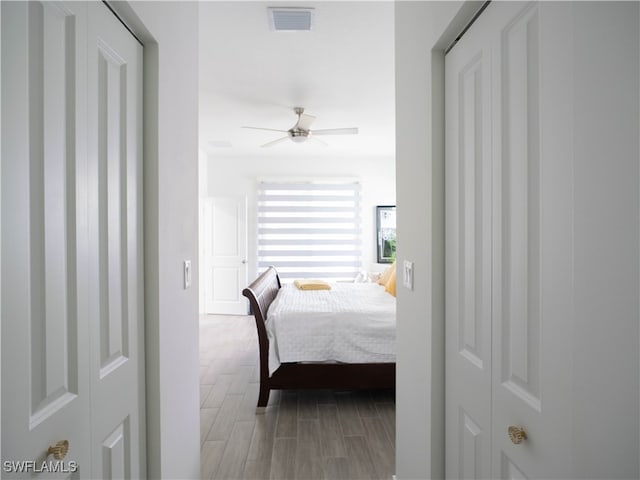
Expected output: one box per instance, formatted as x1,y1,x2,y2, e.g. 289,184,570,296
242,267,281,323
242,267,281,381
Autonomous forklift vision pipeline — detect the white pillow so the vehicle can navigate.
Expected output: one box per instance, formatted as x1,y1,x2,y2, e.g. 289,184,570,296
353,270,371,283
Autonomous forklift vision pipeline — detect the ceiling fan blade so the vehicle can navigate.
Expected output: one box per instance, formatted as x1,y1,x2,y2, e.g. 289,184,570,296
310,127,359,136
296,113,316,131
309,136,328,147
261,136,290,148
242,126,289,133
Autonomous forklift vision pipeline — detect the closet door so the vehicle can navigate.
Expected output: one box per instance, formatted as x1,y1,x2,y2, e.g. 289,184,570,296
445,2,574,478
1,2,144,477
490,3,573,478
1,2,92,476
86,2,145,478
444,6,493,478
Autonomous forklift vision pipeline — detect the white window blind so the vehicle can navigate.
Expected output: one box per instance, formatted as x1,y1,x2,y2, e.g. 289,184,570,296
257,180,362,281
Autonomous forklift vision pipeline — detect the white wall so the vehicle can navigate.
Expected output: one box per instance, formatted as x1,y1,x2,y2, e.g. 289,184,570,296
111,2,201,478
204,153,396,282
394,2,477,478
396,1,639,478
571,4,639,477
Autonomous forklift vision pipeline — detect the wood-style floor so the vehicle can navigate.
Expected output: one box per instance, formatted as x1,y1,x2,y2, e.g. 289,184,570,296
199,315,396,480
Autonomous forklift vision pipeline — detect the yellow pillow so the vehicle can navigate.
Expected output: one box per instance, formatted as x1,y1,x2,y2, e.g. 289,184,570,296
294,279,332,290
384,268,397,297
377,261,396,286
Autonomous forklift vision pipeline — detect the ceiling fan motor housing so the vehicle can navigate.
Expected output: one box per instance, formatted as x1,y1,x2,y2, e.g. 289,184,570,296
289,128,309,142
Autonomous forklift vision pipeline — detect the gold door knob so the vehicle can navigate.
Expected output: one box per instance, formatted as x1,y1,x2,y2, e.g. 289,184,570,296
47,440,69,460
508,426,527,445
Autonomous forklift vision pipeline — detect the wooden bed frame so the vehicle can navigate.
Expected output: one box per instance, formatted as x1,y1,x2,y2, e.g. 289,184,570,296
242,267,396,409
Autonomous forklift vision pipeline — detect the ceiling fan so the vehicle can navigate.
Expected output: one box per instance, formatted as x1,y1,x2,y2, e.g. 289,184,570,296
242,107,359,147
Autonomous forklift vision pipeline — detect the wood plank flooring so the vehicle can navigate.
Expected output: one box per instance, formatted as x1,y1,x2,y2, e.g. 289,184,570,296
200,315,396,480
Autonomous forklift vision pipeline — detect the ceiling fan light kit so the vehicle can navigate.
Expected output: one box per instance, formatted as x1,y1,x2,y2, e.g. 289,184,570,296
243,107,359,148
290,129,308,143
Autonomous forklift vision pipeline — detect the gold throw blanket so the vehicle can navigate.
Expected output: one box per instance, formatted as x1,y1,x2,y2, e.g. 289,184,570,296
293,279,332,291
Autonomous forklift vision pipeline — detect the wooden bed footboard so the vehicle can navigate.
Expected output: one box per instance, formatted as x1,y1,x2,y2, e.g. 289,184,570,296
242,267,395,409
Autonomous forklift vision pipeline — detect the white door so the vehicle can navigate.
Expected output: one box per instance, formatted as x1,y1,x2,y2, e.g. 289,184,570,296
86,2,145,478
444,8,493,477
1,2,144,477
1,2,91,476
445,2,573,478
201,196,248,314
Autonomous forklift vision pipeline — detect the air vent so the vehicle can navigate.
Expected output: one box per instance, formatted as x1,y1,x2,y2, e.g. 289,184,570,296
268,7,314,31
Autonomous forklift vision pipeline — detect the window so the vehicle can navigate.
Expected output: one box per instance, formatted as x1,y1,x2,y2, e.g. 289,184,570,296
257,180,362,281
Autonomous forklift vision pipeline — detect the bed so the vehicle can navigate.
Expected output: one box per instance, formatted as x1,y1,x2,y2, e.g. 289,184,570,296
242,266,396,410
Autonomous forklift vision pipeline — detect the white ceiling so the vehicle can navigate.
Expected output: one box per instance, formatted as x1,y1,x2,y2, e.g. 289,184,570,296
198,1,396,160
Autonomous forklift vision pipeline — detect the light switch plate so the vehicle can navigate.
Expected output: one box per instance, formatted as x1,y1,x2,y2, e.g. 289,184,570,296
184,260,192,289
403,260,414,290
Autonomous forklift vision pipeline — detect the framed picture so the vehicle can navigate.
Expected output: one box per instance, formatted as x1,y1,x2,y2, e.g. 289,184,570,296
376,205,396,263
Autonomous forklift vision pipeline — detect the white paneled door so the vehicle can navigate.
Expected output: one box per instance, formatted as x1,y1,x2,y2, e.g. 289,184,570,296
445,2,573,479
201,197,248,314
2,2,144,478
86,3,144,478
444,8,493,477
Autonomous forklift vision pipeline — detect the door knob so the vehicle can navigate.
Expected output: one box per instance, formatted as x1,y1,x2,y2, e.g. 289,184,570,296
241,259,247,264
47,440,69,460
508,426,527,445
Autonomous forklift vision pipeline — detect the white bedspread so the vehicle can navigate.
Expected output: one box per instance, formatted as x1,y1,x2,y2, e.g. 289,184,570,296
265,282,396,375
